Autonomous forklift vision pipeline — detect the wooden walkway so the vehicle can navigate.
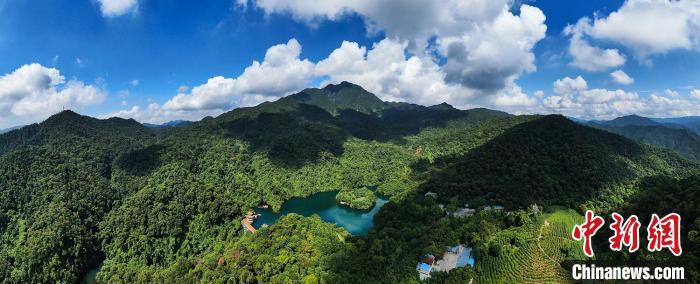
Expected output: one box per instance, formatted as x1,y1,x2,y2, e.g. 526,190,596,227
242,219,257,233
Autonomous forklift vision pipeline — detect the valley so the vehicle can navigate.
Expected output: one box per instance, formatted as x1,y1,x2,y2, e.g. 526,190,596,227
0,82,698,283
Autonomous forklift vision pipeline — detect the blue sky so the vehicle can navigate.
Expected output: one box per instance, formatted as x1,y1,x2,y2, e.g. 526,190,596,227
1,0,700,128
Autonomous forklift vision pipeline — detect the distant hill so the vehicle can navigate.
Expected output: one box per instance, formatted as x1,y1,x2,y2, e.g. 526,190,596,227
0,125,23,134
142,120,192,128
593,124,700,160
653,116,700,135
604,114,660,126
586,115,700,160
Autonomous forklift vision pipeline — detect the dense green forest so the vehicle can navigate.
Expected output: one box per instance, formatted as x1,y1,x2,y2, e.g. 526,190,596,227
0,111,153,283
0,82,698,283
422,115,697,211
593,124,700,161
336,187,375,210
587,115,700,161
591,175,700,281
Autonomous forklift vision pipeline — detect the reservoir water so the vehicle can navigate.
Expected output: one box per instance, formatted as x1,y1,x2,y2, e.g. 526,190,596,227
82,190,388,281
81,263,101,284
253,191,389,236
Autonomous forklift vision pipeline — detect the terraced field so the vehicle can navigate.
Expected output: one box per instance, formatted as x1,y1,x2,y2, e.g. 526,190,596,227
539,208,588,263
475,208,585,283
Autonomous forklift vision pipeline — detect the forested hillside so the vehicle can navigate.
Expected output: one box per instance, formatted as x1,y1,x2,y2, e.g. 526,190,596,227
592,124,700,160
0,82,698,283
0,111,153,283
594,175,700,281
424,115,696,211
94,83,523,280
654,116,700,135
585,115,700,161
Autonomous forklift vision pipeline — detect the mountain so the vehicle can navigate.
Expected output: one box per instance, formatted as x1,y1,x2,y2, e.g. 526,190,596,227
604,114,660,126
0,110,154,283
142,120,192,128
653,116,700,135
586,115,700,160
0,110,153,156
1,82,698,283
216,81,510,143
284,81,386,115
428,102,457,111
423,115,696,209
92,82,523,280
594,124,700,160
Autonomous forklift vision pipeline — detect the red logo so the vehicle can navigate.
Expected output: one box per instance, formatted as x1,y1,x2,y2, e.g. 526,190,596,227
647,213,682,256
608,213,640,253
572,211,682,257
572,210,605,257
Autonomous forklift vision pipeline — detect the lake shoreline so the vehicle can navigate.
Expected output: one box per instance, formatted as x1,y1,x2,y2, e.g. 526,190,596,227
253,190,389,236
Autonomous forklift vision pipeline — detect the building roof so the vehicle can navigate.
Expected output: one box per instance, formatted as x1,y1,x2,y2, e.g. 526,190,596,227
456,247,474,268
419,262,432,272
421,254,435,265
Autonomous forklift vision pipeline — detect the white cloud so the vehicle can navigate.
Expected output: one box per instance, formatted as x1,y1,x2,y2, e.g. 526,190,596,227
534,90,545,99
315,39,473,106
314,38,543,110
236,0,355,24
572,0,700,60
96,0,138,17
240,0,508,46
491,85,537,107
109,37,539,123
543,75,700,119
578,88,639,104
439,5,546,91
0,63,106,128
663,89,680,98
240,0,546,93
564,19,626,71
101,104,223,124
129,79,139,87
104,34,700,124
691,89,700,100
553,76,588,95
162,39,314,111
610,70,634,85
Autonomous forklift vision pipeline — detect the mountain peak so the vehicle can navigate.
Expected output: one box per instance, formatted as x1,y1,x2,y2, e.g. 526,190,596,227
428,102,455,111
322,81,364,93
282,82,385,115
43,110,85,124
606,114,658,126
53,109,80,117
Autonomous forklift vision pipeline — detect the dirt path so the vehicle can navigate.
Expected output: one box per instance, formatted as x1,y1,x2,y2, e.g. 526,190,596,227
536,220,560,266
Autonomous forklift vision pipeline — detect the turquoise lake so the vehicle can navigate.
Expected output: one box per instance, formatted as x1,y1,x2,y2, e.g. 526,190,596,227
253,191,389,236
82,190,388,281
